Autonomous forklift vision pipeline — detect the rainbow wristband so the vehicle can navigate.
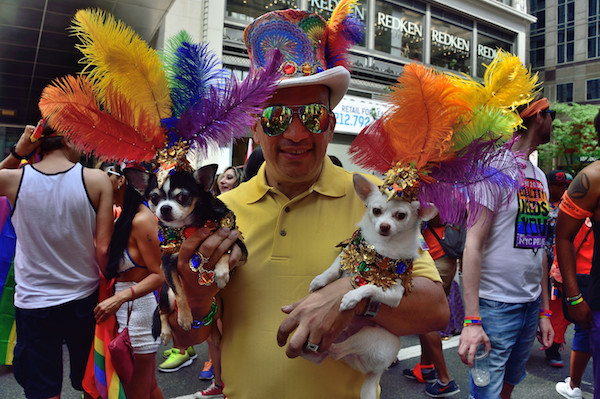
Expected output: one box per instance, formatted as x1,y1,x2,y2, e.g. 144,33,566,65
463,317,482,327
539,309,552,319
569,297,584,306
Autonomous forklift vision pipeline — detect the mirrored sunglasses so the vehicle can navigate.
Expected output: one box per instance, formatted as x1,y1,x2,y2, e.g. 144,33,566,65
544,109,556,121
260,103,331,137
105,166,121,176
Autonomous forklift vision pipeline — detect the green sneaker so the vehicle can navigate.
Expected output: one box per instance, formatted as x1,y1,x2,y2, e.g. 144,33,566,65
162,346,196,359
158,348,194,372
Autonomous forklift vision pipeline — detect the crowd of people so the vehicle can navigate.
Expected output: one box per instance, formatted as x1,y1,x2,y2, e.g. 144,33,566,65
1,4,600,399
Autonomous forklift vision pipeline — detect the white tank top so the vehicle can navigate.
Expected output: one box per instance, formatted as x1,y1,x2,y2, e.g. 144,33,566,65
12,163,100,309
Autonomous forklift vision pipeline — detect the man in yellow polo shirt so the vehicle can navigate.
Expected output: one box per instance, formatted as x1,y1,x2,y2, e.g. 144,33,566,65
173,6,449,399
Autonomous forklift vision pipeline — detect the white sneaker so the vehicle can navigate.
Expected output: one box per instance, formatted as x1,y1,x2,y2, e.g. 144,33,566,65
556,377,583,399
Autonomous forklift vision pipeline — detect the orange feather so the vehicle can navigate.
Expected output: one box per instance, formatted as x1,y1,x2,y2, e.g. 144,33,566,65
383,63,471,170
38,75,164,162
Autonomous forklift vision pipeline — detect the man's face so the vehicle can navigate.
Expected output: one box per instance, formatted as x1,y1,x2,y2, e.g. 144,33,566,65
252,84,334,187
537,109,554,145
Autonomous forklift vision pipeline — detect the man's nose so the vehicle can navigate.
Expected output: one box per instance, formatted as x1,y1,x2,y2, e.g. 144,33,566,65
282,114,311,141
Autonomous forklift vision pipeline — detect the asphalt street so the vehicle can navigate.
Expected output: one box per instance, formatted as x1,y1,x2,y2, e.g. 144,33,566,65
0,324,593,398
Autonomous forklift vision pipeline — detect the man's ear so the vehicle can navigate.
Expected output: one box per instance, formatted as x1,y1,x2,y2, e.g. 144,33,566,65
251,119,262,145
353,174,378,202
193,164,218,192
123,168,153,196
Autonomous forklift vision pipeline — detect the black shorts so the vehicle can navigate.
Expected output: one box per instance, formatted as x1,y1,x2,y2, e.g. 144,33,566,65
13,291,98,399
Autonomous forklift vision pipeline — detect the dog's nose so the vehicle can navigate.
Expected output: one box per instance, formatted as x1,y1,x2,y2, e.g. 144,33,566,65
160,205,172,217
379,223,390,234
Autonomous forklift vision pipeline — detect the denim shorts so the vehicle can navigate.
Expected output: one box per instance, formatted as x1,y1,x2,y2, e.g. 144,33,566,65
572,321,591,353
469,296,541,399
13,291,97,399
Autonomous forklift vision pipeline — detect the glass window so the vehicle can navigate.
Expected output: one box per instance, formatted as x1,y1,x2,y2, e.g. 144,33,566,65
587,78,600,100
557,0,575,63
556,83,573,102
590,0,600,58
430,17,471,74
374,0,424,60
476,34,512,78
529,0,545,68
307,0,367,47
225,0,298,23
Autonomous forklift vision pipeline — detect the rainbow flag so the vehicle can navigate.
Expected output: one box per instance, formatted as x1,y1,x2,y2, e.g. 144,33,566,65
83,277,126,399
0,197,16,365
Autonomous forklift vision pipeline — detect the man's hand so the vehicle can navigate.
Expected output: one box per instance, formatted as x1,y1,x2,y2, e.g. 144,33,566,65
458,325,490,368
566,300,593,329
15,124,39,156
276,277,357,358
537,317,554,349
178,226,242,274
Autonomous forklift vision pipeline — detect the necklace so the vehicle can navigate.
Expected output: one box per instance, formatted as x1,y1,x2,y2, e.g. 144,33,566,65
339,229,414,292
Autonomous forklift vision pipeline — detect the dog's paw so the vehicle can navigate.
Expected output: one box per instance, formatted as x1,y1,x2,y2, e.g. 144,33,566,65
215,269,230,289
309,275,328,292
339,291,361,311
160,330,172,345
177,312,193,331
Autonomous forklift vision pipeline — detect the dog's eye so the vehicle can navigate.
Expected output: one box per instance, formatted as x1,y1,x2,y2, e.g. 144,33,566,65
149,192,161,206
175,192,191,204
372,208,382,216
393,212,407,220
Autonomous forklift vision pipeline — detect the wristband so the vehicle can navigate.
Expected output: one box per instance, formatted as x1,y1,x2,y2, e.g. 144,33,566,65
539,309,552,319
191,298,218,328
362,298,380,318
130,286,135,301
10,145,29,160
463,316,482,327
566,293,582,303
569,297,584,306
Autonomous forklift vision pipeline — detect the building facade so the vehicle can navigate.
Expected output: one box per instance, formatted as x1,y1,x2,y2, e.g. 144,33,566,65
531,0,600,105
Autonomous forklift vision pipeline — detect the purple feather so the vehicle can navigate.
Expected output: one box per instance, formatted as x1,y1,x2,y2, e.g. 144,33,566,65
173,50,282,154
419,139,526,227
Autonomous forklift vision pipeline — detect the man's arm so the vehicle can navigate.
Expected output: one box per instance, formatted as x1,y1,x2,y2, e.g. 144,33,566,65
84,168,114,275
0,125,37,170
276,259,449,359
555,165,600,328
538,254,554,348
458,206,493,367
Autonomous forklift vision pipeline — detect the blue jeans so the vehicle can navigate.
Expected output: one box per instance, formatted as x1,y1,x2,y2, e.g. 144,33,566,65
469,297,541,399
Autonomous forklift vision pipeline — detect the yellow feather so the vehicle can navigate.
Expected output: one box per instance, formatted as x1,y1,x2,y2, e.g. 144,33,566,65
328,0,359,31
71,9,172,124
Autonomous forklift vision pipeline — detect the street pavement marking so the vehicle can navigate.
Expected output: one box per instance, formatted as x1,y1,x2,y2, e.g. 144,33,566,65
168,336,461,399
397,335,460,361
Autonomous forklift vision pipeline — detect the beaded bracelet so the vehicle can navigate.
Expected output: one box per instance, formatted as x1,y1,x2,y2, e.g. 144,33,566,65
569,296,584,306
191,298,218,329
463,316,482,327
539,309,552,319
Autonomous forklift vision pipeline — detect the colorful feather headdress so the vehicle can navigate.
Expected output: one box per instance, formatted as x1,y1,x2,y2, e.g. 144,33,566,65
38,9,281,185
350,51,539,226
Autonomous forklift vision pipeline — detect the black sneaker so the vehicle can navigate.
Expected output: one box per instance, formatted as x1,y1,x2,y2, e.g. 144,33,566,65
426,379,460,397
403,364,437,383
545,343,564,368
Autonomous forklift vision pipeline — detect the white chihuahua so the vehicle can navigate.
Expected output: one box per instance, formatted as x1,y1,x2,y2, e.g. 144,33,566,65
309,173,437,399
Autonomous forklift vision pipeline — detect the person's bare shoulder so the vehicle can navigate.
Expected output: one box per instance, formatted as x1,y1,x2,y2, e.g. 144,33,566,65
0,168,24,199
568,161,600,200
132,205,159,234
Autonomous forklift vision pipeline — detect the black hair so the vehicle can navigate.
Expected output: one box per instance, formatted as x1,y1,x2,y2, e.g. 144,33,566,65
243,147,264,182
39,120,65,154
105,184,144,279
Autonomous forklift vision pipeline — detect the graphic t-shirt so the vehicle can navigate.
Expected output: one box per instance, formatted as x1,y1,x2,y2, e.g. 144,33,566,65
477,161,549,303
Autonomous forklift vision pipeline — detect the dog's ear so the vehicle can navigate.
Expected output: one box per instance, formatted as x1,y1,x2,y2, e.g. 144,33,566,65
123,168,154,196
193,164,218,191
353,174,378,202
416,203,438,221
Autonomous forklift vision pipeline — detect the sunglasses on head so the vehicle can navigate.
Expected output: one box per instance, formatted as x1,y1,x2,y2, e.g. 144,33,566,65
544,109,556,121
105,166,121,176
260,103,331,137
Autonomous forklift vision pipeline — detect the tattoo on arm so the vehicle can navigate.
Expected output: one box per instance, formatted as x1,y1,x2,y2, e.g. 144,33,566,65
569,173,590,199
146,234,153,242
